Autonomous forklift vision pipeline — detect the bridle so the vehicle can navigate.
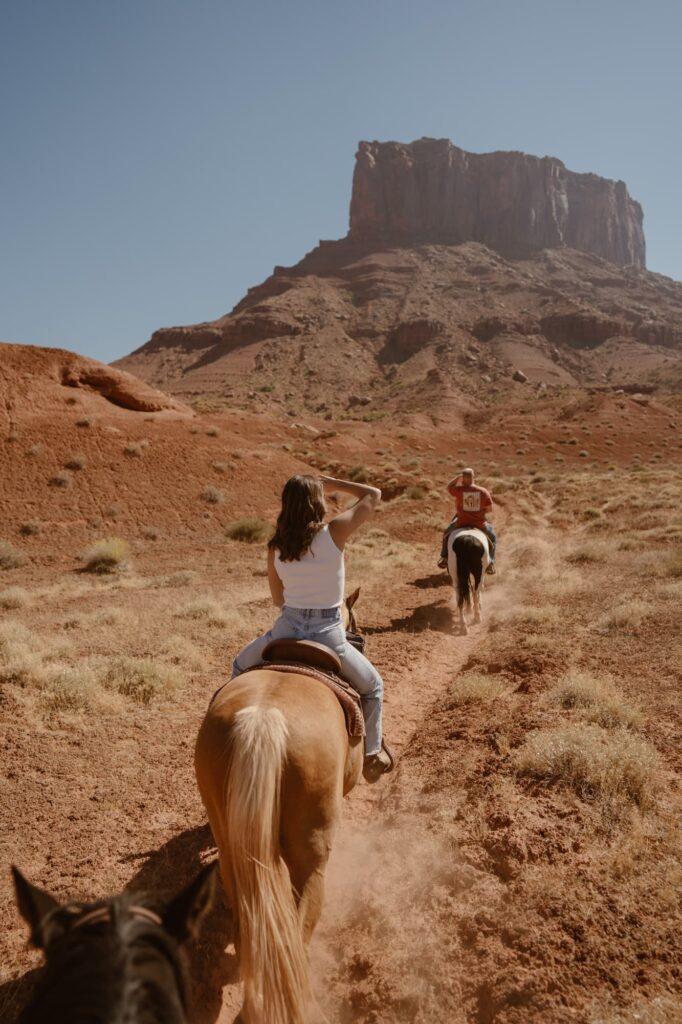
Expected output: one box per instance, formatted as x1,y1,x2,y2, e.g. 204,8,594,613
54,902,163,932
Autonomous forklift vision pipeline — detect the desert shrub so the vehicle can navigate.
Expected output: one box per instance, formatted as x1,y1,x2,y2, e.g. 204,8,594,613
206,426,220,437
97,656,181,705
27,443,43,457
19,520,41,536
0,621,43,686
65,453,87,471
124,441,144,457
44,665,98,712
515,724,658,811
551,671,641,729
50,472,71,488
201,485,224,505
0,541,25,570
104,504,121,518
405,484,428,500
175,600,239,629
652,547,682,579
0,587,29,610
158,636,206,671
348,465,371,483
225,518,268,543
489,605,559,631
163,569,199,587
565,543,607,565
76,417,92,427
82,537,130,573
598,600,652,631
142,526,160,540
448,673,504,706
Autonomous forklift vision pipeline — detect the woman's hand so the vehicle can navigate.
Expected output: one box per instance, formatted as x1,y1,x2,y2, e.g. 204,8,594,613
319,474,381,502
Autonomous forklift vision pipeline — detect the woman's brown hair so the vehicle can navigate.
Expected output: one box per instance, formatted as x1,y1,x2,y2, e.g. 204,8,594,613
268,475,326,562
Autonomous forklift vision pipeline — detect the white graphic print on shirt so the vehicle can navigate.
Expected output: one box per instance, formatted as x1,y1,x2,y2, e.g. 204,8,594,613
462,490,482,512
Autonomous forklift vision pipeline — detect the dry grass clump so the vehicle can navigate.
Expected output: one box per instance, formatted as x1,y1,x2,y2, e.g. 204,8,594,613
76,416,92,427
19,520,41,536
489,605,559,631
206,425,220,437
348,465,371,483
0,541,26,569
142,526,161,540
590,995,682,1024
175,600,238,629
158,636,206,671
0,621,44,686
82,537,131,573
0,587,29,610
515,724,659,812
651,547,682,579
551,671,642,730
163,569,199,587
598,600,653,631
448,673,505,706
405,484,428,500
124,441,145,457
50,472,71,488
96,656,181,705
43,665,99,712
65,453,87,471
225,518,268,543
201,485,224,505
565,542,608,565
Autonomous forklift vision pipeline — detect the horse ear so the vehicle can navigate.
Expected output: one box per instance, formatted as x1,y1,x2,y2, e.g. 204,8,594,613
163,863,217,943
12,866,61,949
346,587,361,611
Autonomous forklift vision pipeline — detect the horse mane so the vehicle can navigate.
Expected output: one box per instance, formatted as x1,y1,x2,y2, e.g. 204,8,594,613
23,893,188,1024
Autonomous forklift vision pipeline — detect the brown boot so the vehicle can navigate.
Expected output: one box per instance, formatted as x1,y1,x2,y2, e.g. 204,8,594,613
363,740,396,783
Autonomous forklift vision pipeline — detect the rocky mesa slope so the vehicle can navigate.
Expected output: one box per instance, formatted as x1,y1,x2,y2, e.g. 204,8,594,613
115,139,682,417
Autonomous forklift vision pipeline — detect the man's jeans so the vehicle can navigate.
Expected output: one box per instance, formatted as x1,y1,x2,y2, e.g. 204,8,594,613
232,606,384,755
440,518,497,562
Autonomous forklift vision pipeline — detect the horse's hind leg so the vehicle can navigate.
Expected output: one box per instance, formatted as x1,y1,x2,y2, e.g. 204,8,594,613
473,586,482,624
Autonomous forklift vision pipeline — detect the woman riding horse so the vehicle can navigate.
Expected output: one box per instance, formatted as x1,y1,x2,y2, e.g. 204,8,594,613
195,473,393,1024
231,472,392,779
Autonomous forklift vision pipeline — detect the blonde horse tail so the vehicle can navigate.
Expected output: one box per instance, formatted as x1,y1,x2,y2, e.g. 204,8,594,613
224,705,309,1024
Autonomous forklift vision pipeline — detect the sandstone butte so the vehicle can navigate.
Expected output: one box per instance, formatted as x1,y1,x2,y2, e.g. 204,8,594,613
114,138,681,415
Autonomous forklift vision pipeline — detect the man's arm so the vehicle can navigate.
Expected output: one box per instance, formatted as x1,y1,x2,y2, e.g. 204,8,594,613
446,474,462,495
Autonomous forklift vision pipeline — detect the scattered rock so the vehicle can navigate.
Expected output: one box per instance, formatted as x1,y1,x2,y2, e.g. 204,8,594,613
512,369,528,383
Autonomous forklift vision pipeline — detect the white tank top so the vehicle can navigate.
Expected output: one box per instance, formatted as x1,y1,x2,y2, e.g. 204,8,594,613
274,524,345,609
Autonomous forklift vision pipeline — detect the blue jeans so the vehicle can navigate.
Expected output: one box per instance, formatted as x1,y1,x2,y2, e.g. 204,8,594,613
232,606,384,755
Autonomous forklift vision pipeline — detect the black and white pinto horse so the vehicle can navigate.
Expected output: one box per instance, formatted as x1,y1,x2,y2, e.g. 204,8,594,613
446,528,490,635
11,863,215,1024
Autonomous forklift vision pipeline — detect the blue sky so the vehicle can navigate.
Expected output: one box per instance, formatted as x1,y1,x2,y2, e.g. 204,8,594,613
1,0,680,364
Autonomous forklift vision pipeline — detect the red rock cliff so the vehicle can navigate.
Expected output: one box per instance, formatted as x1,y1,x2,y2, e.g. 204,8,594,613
348,138,645,267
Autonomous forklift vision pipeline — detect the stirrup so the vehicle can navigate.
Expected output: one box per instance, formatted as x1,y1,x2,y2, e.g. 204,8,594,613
363,739,396,783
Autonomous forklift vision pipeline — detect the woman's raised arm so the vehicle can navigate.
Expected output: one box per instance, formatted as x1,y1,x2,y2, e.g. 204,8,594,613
322,475,381,550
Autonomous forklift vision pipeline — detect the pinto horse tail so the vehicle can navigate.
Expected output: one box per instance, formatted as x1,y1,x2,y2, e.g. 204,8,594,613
453,535,484,611
224,705,309,1024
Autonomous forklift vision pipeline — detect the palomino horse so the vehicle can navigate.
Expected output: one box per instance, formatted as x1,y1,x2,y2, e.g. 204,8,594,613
447,528,490,635
11,863,215,1024
194,589,365,1024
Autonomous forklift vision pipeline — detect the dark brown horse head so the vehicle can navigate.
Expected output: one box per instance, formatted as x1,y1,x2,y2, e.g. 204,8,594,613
12,863,216,1024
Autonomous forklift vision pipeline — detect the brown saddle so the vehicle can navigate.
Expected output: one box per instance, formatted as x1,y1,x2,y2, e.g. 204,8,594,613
262,638,341,675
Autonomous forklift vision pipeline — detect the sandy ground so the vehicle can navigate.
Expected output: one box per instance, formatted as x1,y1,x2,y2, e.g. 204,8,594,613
1,379,681,1023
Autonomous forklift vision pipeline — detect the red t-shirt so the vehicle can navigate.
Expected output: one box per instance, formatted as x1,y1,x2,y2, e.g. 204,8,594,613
448,483,493,529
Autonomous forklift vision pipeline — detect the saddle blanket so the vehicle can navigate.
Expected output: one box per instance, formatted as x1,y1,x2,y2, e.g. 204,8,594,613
211,663,365,738
450,527,490,559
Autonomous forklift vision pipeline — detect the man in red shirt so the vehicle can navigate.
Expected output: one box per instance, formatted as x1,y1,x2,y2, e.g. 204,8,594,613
438,467,497,573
